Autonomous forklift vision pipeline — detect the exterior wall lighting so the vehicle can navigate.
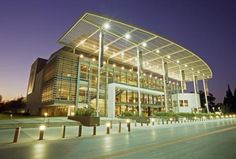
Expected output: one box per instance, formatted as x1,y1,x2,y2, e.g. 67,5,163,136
112,64,116,67
103,22,110,29
125,33,130,39
176,60,180,63
80,54,84,58
142,42,147,47
167,55,171,59
156,49,160,53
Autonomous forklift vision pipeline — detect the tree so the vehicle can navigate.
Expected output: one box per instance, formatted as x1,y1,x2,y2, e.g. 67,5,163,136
223,84,235,113
0,94,2,103
0,97,26,113
199,90,216,113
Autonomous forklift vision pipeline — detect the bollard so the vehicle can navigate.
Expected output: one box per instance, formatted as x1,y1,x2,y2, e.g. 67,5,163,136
141,122,143,126
39,125,46,140
127,123,131,132
135,121,137,127
10,114,13,120
93,125,96,136
152,121,154,126
78,125,82,137
61,125,66,138
13,127,21,143
146,122,149,126
119,121,121,133
126,119,131,132
162,119,164,125
106,123,110,134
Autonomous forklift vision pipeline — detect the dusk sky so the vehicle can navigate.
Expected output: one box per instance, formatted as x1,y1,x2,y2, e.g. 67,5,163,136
0,0,235,102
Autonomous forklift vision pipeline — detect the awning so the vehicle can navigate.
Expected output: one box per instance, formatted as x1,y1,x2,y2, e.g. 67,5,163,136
58,12,212,81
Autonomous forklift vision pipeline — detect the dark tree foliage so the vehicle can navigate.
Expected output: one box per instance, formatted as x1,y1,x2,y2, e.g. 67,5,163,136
0,97,26,113
223,85,236,113
199,90,216,113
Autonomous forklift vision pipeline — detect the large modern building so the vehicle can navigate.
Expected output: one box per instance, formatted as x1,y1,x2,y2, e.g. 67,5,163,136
26,13,212,117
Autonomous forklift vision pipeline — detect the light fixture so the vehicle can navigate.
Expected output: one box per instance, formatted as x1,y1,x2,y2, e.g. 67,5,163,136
167,55,171,59
125,33,130,39
156,49,160,53
121,52,124,56
80,54,84,58
197,71,200,74
121,66,124,70
103,61,106,65
143,73,146,76
92,58,96,61
142,42,147,47
176,60,180,63
191,68,194,71
39,125,46,131
112,64,116,67
184,64,188,67
104,46,109,51
129,69,132,72
154,76,157,79
103,22,110,29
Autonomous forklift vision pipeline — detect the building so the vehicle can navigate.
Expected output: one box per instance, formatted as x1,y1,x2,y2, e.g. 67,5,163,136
26,13,212,117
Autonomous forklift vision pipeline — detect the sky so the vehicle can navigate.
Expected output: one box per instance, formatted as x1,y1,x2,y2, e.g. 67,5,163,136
0,0,235,102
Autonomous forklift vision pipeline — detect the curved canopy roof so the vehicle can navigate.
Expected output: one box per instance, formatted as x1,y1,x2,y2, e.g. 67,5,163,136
58,12,212,81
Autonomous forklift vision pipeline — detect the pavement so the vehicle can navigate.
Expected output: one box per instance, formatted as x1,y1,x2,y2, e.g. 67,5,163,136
0,118,236,159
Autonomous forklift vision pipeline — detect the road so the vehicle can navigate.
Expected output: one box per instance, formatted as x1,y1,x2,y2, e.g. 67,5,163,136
0,119,236,159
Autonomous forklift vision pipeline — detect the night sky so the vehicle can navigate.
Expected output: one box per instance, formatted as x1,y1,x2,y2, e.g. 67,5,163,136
0,0,235,102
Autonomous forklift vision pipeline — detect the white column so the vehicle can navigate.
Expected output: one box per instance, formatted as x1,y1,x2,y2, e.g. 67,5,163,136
203,79,209,113
137,47,141,116
193,75,199,108
162,59,168,112
96,30,103,117
180,69,186,93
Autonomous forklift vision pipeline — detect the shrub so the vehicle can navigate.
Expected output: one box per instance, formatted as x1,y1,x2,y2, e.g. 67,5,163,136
76,107,95,116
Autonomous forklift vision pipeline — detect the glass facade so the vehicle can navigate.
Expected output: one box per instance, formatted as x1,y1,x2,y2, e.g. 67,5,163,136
39,48,181,116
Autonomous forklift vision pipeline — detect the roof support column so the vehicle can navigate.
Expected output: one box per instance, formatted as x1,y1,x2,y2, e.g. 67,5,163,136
162,59,168,112
203,79,210,113
180,69,186,93
96,30,104,117
193,75,199,109
137,47,142,116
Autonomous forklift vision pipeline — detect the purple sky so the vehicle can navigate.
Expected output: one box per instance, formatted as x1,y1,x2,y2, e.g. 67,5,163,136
0,0,235,102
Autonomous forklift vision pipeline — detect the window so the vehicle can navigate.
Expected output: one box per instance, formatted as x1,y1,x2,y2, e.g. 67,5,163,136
180,100,188,107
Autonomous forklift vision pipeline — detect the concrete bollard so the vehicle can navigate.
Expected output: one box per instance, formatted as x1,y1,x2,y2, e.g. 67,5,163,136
127,123,131,132
39,125,46,140
61,125,66,138
126,119,131,132
119,121,121,133
93,125,96,136
13,127,21,143
106,123,110,134
78,125,82,137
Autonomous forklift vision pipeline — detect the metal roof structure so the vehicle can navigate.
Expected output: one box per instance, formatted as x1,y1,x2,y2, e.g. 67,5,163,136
58,12,212,82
